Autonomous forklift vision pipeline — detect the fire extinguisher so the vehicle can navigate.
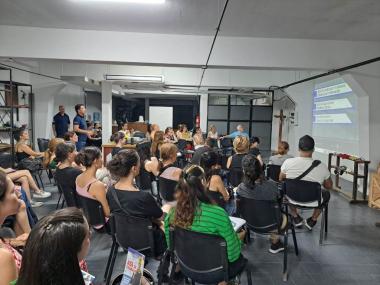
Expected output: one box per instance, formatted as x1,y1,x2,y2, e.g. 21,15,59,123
195,114,200,128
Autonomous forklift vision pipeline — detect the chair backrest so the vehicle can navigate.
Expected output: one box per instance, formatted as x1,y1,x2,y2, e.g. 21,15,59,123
229,167,243,187
207,190,226,209
158,176,177,202
37,138,50,152
133,131,146,138
110,213,155,256
283,179,322,206
170,227,229,283
177,139,188,151
57,183,81,208
78,195,106,227
237,197,281,233
220,138,232,148
136,168,153,191
266,164,282,182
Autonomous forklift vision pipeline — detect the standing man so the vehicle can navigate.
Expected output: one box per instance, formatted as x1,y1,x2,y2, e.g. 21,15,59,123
73,104,93,151
52,105,70,138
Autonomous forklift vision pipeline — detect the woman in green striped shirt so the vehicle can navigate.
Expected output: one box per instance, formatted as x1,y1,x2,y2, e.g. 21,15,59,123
164,164,247,284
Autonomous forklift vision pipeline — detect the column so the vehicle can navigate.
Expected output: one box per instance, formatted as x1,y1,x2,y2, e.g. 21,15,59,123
101,81,112,145
199,93,208,131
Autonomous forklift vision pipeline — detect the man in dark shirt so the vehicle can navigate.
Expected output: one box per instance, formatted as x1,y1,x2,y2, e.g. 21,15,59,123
249,136,264,166
73,104,93,151
52,105,70,138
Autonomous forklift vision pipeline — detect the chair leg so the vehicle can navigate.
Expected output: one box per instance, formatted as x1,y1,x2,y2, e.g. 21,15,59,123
324,205,328,236
60,198,65,209
157,250,171,285
291,224,299,256
283,232,288,282
105,243,119,285
56,193,62,210
319,208,325,246
168,261,177,285
246,266,252,285
104,240,117,281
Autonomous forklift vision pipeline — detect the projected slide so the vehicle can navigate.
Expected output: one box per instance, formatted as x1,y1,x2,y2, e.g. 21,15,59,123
312,78,359,155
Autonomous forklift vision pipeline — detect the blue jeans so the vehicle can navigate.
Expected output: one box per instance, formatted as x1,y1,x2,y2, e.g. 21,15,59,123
76,140,87,151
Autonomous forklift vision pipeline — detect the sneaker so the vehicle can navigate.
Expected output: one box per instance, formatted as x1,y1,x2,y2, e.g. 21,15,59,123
33,191,51,199
305,217,317,231
293,215,304,227
30,200,44,208
269,241,285,254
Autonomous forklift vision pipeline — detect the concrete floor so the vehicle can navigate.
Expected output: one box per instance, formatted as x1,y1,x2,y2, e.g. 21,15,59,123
35,176,380,285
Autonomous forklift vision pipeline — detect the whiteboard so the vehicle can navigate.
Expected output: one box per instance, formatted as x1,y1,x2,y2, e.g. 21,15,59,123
149,106,173,130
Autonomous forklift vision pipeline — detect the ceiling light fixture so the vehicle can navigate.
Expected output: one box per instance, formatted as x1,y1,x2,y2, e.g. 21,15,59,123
70,0,165,4
105,74,164,83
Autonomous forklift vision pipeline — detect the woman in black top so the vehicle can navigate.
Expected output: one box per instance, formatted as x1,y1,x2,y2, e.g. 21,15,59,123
200,150,229,208
15,128,43,161
236,154,286,254
226,136,249,187
106,149,167,257
54,142,82,207
110,131,126,157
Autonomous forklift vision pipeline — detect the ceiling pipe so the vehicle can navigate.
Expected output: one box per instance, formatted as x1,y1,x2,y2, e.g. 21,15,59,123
278,56,380,90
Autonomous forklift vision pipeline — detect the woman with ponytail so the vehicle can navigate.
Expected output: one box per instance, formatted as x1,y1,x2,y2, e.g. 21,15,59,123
75,147,110,227
236,154,285,254
164,164,246,284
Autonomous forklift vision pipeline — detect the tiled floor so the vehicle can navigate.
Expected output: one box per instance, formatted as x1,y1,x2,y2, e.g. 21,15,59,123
35,178,380,285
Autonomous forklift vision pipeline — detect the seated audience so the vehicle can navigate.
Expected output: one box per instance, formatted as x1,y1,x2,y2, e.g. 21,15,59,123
158,143,182,182
207,124,218,139
177,124,192,141
15,128,43,161
111,131,126,157
279,135,332,230
269,141,292,166
121,122,133,138
42,137,64,169
165,164,246,284
150,124,160,141
200,151,229,207
137,142,159,177
75,147,110,225
164,127,178,143
17,208,91,285
191,135,210,165
224,124,249,139
151,130,165,159
236,154,286,253
226,136,249,169
193,127,203,141
64,131,79,148
0,168,51,206
0,171,25,285
249,136,263,165
55,143,83,207
106,150,167,257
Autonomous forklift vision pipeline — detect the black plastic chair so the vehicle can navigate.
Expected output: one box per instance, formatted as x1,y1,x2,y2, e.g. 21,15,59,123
37,138,50,152
133,131,146,138
158,176,177,203
229,167,243,187
78,195,107,228
283,179,329,245
165,227,252,285
105,213,155,285
267,164,282,182
207,190,226,209
237,197,298,281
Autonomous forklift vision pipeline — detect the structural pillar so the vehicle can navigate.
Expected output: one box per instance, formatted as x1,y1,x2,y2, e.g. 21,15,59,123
101,81,112,145
199,93,208,131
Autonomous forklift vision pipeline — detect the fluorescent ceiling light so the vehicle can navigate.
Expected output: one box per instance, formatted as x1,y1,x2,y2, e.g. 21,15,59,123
105,74,164,83
71,0,165,4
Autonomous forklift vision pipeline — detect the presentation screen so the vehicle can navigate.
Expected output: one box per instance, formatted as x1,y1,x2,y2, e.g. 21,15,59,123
312,78,359,156
149,106,173,131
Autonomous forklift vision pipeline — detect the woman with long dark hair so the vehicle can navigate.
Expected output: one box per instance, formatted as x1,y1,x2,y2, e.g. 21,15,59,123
17,208,91,285
107,149,167,257
151,130,165,159
200,151,229,208
75,147,110,227
164,164,246,284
